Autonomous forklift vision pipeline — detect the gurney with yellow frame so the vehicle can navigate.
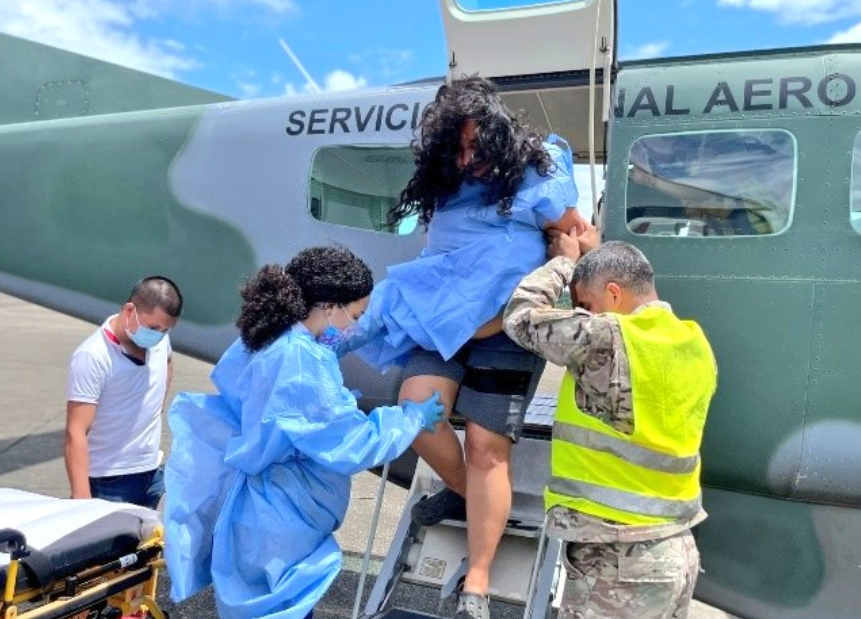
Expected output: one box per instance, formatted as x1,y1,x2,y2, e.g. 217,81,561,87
0,489,167,619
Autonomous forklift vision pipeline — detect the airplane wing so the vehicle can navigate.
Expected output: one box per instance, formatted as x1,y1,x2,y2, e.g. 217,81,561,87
0,33,231,126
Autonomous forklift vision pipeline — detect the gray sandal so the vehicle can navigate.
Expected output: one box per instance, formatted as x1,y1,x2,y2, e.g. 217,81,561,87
454,592,490,619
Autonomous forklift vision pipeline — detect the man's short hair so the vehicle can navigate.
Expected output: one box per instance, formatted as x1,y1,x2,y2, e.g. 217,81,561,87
572,241,655,296
128,276,183,318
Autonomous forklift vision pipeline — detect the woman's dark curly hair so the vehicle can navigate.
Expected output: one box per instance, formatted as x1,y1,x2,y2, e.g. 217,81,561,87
236,246,373,352
389,76,553,228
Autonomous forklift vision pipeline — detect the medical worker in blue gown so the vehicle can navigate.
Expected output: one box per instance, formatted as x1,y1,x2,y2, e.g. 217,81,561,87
348,77,588,619
164,246,444,619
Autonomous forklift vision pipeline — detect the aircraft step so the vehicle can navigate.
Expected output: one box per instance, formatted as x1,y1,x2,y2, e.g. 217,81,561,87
369,609,444,619
355,433,562,619
432,517,543,538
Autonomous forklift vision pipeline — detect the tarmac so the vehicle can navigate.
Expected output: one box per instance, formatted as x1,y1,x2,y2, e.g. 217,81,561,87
0,292,737,619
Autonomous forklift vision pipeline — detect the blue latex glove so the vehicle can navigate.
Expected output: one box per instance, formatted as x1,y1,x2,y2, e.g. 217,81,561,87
403,390,444,433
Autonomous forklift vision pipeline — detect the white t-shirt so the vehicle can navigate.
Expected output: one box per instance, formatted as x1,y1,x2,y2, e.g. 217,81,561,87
67,316,171,477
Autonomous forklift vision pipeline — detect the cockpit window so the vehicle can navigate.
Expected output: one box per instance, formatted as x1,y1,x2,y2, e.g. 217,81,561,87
850,134,861,234
626,130,795,237
309,145,418,235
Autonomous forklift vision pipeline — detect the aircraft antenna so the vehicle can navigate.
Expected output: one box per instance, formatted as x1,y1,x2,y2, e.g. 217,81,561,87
535,92,554,134
279,38,322,94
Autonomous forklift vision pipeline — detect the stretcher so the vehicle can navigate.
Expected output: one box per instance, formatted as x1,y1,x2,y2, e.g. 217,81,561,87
0,489,166,619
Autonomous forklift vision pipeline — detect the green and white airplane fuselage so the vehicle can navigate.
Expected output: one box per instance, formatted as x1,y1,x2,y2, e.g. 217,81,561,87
2,1,860,617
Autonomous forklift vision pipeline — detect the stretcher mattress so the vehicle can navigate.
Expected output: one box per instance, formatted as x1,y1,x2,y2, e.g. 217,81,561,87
0,488,160,593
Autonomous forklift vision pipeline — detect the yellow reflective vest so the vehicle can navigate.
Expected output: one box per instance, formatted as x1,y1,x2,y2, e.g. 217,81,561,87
546,305,717,525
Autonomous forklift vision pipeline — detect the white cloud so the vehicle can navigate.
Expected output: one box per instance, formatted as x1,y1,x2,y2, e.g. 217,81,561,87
231,67,262,98
136,0,297,18
828,21,861,42
624,41,670,60
348,48,416,80
243,0,296,14
718,0,861,25
282,69,368,98
323,70,368,93
162,39,187,51
238,81,262,97
0,0,299,79
0,0,196,77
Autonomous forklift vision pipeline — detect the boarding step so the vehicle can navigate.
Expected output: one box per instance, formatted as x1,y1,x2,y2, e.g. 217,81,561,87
434,517,543,538
370,609,442,619
399,519,552,602
358,434,562,619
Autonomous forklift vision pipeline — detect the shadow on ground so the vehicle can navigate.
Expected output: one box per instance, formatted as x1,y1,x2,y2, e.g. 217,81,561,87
0,430,65,475
157,564,538,619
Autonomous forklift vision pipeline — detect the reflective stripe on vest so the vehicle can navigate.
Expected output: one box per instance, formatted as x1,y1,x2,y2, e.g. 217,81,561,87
548,476,702,518
553,421,700,474
547,306,716,525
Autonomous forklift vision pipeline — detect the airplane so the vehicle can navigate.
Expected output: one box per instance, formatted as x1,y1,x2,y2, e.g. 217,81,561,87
0,1,859,618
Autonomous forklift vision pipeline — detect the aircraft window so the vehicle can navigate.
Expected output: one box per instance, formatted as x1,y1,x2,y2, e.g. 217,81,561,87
455,0,582,11
310,145,418,235
626,130,795,237
850,133,861,234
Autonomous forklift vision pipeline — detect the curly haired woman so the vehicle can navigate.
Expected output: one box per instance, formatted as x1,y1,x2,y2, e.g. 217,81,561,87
164,246,444,619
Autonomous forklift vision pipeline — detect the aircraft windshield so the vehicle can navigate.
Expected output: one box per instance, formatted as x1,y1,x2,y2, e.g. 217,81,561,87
626,130,795,237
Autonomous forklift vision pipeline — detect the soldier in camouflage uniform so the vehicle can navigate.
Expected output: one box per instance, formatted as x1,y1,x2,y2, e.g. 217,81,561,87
503,229,717,619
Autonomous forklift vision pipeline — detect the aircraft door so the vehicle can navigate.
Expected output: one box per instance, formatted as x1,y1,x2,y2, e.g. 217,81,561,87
439,0,616,218
439,0,615,81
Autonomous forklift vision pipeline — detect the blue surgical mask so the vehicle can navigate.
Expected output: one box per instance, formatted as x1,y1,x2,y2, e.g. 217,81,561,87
316,305,355,351
316,324,345,350
126,307,167,349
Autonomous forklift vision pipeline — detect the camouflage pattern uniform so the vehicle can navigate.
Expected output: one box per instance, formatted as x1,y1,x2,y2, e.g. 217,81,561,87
503,255,707,619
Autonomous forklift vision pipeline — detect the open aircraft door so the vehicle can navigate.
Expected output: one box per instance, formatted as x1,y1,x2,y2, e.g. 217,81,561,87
439,0,617,221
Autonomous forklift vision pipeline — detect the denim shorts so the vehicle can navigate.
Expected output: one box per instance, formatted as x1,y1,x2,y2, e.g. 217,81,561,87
89,466,164,510
402,332,545,442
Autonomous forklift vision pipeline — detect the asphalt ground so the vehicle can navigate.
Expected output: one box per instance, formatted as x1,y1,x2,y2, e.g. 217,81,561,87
0,292,736,619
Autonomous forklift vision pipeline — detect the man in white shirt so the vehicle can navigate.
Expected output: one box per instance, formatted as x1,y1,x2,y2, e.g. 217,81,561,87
65,276,183,509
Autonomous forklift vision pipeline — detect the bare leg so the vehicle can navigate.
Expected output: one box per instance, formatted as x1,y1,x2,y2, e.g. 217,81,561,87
400,375,466,496
462,421,513,595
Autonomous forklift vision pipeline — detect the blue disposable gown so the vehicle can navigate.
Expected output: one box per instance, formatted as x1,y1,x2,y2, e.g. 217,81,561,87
164,324,425,619
350,141,579,369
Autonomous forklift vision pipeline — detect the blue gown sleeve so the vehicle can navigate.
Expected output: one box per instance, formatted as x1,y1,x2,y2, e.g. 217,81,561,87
513,140,580,228
532,143,579,227
164,392,240,601
230,339,424,477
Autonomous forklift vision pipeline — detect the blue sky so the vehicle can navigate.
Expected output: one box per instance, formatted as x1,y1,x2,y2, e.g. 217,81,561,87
2,1,861,99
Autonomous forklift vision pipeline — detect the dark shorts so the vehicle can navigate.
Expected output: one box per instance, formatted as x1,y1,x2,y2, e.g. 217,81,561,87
90,466,164,510
402,332,545,442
